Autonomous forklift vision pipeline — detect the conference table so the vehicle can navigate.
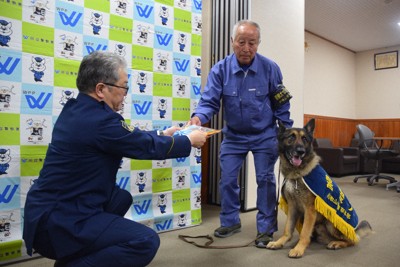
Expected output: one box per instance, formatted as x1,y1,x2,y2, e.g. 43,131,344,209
373,137,400,148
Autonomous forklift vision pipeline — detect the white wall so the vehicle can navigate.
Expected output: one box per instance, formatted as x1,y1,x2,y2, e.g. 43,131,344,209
200,0,212,91
252,0,305,127
203,4,399,124
356,46,400,119
201,0,305,125
305,32,400,119
244,0,305,210
304,32,357,119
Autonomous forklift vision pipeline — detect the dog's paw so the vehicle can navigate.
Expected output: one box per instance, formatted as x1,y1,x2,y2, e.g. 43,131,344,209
326,240,350,250
266,241,283,250
288,248,304,258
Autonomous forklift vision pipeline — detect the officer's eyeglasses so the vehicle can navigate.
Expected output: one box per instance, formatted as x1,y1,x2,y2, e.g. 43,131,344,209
103,82,129,92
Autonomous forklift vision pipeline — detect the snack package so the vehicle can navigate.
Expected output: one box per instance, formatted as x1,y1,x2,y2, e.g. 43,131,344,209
173,125,221,137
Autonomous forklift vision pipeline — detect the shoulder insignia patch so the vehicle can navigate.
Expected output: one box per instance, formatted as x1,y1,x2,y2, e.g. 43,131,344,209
121,120,134,132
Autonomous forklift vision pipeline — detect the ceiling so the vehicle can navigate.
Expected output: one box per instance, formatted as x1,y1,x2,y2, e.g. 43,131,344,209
305,0,400,52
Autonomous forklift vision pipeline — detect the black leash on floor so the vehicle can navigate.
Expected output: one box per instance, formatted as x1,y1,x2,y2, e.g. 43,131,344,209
178,233,256,249
178,168,282,249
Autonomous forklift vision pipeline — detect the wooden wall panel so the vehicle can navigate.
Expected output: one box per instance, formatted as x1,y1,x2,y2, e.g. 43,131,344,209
202,115,400,204
304,114,400,147
304,115,356,147
355,119,400,147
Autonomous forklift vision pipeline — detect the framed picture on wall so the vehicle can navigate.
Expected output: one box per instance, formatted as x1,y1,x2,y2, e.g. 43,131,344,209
374,50,398,70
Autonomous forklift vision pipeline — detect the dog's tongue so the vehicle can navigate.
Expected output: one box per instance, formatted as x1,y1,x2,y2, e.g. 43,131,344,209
291,157,302,167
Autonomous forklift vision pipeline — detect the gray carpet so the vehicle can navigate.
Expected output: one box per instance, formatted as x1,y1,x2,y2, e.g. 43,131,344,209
149,175,400,267
5,175,399,267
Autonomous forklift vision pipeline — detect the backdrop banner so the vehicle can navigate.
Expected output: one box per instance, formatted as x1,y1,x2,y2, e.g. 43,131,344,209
0,0,203,262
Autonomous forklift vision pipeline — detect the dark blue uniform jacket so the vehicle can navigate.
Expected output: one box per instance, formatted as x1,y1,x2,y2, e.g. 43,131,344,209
23,93,191,258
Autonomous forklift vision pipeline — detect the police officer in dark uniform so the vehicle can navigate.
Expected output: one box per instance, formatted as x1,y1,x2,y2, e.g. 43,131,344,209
23,51,207,267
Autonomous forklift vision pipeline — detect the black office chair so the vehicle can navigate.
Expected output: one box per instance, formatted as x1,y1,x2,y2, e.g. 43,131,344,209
353,124,399,186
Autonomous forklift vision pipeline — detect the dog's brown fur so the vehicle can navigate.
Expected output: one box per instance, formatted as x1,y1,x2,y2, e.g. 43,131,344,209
266,119,371,258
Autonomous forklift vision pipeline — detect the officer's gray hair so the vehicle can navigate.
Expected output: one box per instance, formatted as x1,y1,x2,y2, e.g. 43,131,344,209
231,20,261,43
76,51,127,93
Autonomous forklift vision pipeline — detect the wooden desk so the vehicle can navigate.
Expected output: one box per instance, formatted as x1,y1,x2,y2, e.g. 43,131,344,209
373,137,400,140
373,137,400,150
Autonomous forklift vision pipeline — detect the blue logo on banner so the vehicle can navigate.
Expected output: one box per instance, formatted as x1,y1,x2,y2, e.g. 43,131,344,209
0,50,22,82
156,33,172,46
136,5,154,18
133,101,152,115
174,59,190,72
55,2,84,33
192,173,202,184
0,56,20,75
117,176,130,190
133,199,151,215
25,92,52,109
58,11,83,27
172,155,190,167
193,0,202,11
175,157,187,163
173,53,191,76
85,44,108,55
192,84,201,96
83,36,109,56
21,84,54,115
154,26,173,51
0,184,18,204
155,219,172,231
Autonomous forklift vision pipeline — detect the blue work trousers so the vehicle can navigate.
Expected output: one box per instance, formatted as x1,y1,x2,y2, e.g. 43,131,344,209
219,133,278,234
33,187,160,267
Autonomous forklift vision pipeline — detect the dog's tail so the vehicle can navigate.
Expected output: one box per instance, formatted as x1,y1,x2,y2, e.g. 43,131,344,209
356,220,373,239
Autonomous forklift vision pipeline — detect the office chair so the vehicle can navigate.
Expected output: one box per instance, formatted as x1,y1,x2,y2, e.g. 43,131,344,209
353,124,399,186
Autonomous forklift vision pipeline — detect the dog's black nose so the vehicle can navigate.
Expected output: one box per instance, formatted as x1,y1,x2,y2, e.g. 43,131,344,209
295,146,305,156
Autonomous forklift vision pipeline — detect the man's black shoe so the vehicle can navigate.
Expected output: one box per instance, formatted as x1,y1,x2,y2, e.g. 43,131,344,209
54,260,67,267
214,223,241,238
255,232,273,248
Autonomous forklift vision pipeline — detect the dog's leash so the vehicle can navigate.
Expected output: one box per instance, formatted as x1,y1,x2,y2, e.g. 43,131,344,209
178,168,282,249
178,234,255,249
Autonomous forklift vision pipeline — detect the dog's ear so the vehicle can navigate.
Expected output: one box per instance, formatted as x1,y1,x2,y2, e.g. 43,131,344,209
304,118,315,137
278,120,287,135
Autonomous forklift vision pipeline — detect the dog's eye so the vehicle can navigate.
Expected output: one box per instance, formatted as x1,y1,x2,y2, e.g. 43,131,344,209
287,134,296,143
302,136,309,144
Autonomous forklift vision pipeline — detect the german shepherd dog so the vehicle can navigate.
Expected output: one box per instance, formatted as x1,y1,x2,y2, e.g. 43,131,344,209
266,118,371,258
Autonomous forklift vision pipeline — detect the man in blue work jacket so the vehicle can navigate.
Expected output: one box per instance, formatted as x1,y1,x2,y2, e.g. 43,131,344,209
23,51,207,267
189,20,293,248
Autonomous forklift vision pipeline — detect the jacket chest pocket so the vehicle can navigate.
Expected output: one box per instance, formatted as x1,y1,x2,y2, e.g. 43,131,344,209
222,88,240,114
244,85,268,99
242,86,271,113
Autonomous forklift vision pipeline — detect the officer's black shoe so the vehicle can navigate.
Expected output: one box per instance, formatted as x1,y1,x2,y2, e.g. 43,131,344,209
214,223,241,238
54,259,70,267
255,232,273,248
